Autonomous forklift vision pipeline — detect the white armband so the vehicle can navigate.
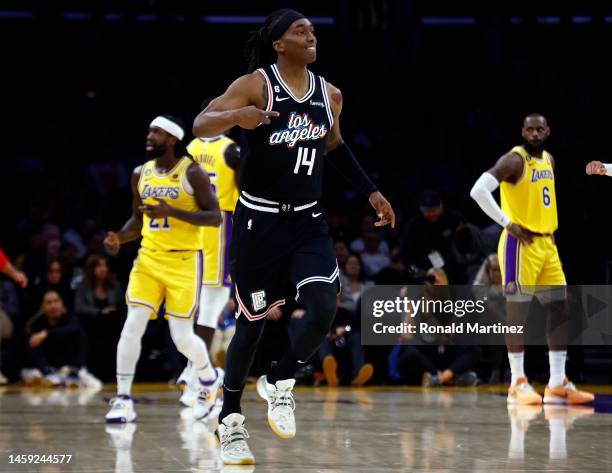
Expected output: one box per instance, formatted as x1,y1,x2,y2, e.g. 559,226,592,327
605,164,612,177
469,172,511,228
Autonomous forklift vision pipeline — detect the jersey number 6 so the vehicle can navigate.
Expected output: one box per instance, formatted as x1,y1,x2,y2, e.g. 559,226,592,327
294,147,317,176
542,186,551,208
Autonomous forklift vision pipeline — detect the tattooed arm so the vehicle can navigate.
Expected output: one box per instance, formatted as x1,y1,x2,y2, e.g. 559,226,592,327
193,72,279,137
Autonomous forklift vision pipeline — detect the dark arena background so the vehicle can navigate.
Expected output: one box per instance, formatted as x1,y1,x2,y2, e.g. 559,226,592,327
2,1,612,472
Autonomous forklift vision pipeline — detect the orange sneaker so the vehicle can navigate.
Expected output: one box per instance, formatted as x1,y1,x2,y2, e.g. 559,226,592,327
323,355,339,387
351,363,374,386
507,377,543,405
544,378,594,405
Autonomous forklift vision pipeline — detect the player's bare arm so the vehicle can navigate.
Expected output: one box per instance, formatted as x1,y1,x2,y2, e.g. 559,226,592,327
104,167,144,254
324,82,395,228
193,73,280,137
140,163,222,227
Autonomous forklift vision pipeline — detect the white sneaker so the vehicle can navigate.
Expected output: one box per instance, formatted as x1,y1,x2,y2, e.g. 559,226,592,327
43,370,65,387
256,375,296,439
106,396,137,423
218,413,255,465
193,368,224,420
21,368,43,386
176,361,192,393
78,368,103,390
179,384,199,408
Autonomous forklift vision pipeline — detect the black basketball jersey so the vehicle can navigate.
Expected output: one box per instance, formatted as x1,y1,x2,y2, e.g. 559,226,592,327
239,64,334,203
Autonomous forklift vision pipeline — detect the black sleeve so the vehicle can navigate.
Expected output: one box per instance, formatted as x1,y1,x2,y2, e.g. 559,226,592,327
46,313,82,339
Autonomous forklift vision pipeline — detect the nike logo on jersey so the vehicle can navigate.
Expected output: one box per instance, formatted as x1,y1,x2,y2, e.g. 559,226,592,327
275,96,290,102
312,212,322,218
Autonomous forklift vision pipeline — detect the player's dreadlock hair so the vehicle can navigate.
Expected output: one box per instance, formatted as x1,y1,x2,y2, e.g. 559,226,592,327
244,8,306,73
160,114,193,160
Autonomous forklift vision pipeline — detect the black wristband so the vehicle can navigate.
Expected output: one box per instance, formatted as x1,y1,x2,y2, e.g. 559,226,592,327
326,143,378,195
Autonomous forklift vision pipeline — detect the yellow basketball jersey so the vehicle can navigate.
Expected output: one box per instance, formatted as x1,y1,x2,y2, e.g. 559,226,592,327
138,157,203,251
188,135,238,286
500,145,558,234
188,136,239,212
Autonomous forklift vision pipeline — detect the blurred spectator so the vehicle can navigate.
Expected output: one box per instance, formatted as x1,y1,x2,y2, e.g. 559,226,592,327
399,190,470,283
389,344,481,387
339,254,374,314
0,306,13,384
473,254,507,383
334,241,350,269
29,259,74,314
209,299,237,369
388,267,481,386
360,230,391,276
22,290,89,387
0,247,28,384
473,253,502,287
75,254,123,381
350,215,390,254
372,247,407,285
319,297,373,386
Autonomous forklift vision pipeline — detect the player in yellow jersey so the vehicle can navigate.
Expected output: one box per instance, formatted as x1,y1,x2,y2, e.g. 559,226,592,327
102,115,224,423
175,111,241,412
470,113,593,406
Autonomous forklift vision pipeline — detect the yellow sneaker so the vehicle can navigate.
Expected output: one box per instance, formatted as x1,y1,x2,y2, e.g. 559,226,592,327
544,378,594,405
322,355,339,387
351,363,374,386
507,377,542,405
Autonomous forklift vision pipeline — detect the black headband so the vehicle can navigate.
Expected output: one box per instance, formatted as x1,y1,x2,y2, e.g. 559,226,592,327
267,9,306,43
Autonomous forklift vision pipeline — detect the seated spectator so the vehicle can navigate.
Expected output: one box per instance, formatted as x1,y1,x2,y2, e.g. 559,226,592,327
388,344,481,387
350,215,390,255
0,247,28,384
400,190,470,283
0,306,13,385
29,259,74,315
360,231,391,277
373,247,407,285
75,254,124,381
388,267,481,386
209,299,237,369
22,290,95,388
339,254,374,314
334,241,350,269
319,298,373,386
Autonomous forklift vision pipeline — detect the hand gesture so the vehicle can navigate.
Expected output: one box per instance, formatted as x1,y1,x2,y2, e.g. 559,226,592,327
586,161,607,175
234,106,279,129
506,223,533,246
104,231,121,254
12,270,28,289
140,198,172,219
369,191,396,228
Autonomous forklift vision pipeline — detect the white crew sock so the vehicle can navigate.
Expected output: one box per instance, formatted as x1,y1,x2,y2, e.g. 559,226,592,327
508,352,525,386
548,350,567,388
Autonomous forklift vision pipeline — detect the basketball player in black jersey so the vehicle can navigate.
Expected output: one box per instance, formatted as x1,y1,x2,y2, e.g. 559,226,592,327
193,9,395,465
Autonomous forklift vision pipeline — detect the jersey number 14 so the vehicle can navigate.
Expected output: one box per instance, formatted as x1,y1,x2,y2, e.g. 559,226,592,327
294,147,316,176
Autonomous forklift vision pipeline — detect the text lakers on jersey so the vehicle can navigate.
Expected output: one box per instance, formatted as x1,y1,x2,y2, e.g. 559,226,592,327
138,156,203,251
500,145,558,234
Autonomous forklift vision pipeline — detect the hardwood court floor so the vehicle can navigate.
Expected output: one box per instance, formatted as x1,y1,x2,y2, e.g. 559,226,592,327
1,383,612,472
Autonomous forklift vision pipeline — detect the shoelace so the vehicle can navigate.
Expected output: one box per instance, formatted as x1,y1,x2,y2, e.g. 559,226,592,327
221,425,251,454
270,387,295,420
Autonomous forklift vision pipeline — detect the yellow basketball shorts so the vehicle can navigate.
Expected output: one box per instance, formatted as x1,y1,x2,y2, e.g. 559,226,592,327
126,247,203,319
498,229,566,297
